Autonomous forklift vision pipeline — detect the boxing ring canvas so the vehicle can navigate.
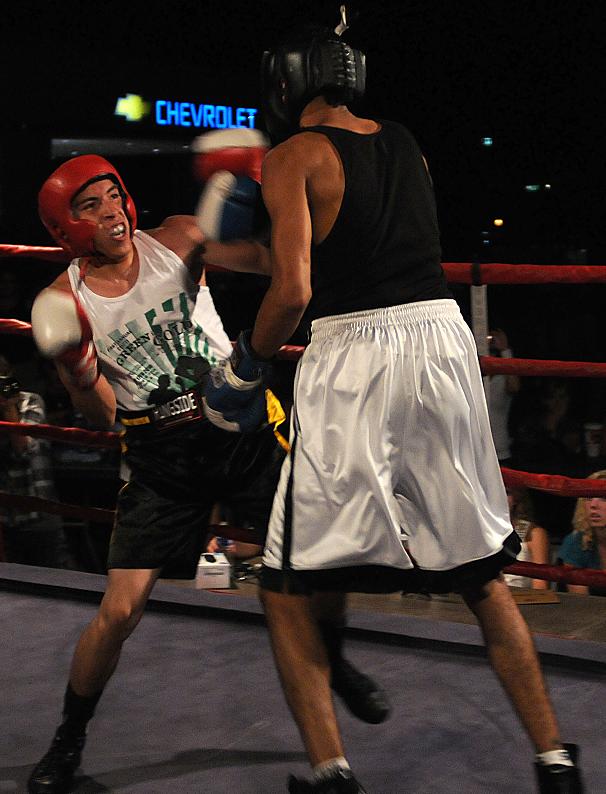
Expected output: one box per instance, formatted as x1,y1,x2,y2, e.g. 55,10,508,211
1,563,605,793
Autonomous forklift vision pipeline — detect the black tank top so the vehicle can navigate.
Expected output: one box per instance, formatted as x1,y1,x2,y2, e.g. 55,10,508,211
299,120,450,319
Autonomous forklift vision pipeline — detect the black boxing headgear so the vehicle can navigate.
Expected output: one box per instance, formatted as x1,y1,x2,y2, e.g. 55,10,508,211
260,26,366,140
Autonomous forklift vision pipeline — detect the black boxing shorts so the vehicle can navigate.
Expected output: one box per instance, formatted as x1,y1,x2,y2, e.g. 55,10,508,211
259,530,521,595
108,419,285,578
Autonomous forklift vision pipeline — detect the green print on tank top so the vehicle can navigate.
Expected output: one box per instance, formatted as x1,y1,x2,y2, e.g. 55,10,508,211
95,291,220,396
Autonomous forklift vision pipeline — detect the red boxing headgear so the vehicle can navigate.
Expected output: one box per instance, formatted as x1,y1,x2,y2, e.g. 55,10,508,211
38,155,137,257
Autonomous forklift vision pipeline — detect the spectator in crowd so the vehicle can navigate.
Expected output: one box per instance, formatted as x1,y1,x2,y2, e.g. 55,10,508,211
512,379,582,475
511,378,584,539
486,328,520,466
206,503,263,560
558,470,606,596
503,485,550,590
207,535,261,559
0,354,76,568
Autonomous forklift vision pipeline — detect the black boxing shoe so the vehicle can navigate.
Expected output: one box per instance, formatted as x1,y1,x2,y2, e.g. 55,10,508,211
28,725,86,793
331,659,391,724
288,768,367,793
534,744,584,793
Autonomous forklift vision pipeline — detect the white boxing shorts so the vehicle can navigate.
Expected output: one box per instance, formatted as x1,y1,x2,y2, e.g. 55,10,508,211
263,299,514,578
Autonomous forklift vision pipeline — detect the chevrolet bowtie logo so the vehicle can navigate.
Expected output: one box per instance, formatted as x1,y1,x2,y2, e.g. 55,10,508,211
114,94,152,122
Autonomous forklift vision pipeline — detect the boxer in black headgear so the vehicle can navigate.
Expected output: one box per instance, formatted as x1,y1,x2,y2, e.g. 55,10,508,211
260,23,365,141
204,6,585,793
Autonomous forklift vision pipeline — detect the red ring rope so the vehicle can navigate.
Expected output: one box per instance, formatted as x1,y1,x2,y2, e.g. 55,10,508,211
0,491,115,524
3,321,606,379
443,262,606,285
0,319,33,336
503,560,606,589
0,420,120,448
2,244,606,284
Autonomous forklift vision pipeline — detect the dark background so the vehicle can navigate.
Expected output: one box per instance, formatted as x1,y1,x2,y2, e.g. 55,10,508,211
2,0,605,257
1,0,605,401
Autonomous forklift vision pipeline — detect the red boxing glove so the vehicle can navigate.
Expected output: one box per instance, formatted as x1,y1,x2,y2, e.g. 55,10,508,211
31,289,100,390
192,128,269,184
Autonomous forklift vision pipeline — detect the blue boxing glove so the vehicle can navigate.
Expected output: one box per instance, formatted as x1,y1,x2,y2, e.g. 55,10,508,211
195,171,262,241
203,331,272,433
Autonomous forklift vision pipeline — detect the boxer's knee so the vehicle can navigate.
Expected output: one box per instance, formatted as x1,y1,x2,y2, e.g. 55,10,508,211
96,593,147,641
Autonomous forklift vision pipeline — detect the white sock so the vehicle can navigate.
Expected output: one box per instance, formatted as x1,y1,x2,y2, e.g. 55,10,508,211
313,757,351,781
536,749,574,767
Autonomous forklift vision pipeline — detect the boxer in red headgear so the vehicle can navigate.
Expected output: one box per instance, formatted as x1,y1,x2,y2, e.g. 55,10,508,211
33,156,140,394
27,151,282,794
38,155,138,258
31,151,271,397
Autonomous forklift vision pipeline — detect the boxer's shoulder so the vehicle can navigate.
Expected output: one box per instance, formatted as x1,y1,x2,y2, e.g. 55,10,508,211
45,270,72,293
147,216,203,259
263,132,333,179
154,214,201,235
266,132,314,160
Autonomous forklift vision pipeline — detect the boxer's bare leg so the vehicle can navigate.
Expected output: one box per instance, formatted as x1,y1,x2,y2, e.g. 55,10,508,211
28,569,161,794
261,588,344,766
462,576,562,752
70,568,161,695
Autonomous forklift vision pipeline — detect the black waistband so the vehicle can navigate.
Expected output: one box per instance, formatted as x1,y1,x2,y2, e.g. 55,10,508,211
119,386,205,431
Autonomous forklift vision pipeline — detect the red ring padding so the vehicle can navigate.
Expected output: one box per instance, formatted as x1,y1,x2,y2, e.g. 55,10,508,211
443,262,606,284
0,244,69,263
3,244,606,284
4,318,606,379
0,420,120,448
503,560,606,589
0,490,262,544
502,468,606,498
2,420,606,582
0,491,114,524
0,319,33,336
481,356,606,378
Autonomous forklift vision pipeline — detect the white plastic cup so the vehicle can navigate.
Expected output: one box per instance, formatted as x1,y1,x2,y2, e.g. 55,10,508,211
584,423,603,458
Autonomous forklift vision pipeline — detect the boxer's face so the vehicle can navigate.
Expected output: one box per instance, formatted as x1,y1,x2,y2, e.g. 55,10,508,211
72,179,131,260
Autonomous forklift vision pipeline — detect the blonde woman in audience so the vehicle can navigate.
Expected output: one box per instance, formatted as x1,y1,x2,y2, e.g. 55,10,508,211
558,470,606,595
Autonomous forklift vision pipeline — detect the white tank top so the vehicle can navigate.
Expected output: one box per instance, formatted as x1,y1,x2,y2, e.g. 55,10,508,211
67,230,232,411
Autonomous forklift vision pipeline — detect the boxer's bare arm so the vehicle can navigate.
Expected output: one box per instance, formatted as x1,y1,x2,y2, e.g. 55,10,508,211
56,362,116,429
251,141,313,358
203,238,272,275
149,215,271,278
